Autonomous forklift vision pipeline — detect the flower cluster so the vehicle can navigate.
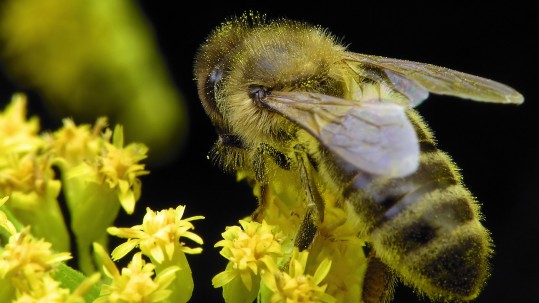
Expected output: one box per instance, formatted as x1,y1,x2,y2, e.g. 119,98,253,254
212,219,284,302
105,206,204,303
212,172,370,302
1,197,96,302
0,94,150,274
94,245,180,303
260,248,335,303
0,94,68,253
0,95,204,302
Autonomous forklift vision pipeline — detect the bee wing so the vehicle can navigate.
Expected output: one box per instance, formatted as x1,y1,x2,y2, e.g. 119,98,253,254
264,91,419,177
344,52,524,106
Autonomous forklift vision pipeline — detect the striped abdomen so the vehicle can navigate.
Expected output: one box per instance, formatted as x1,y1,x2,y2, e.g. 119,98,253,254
341,110,492,301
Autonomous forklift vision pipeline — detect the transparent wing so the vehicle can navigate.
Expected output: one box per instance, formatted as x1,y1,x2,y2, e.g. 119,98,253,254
344,52,524,106
264,91,420,177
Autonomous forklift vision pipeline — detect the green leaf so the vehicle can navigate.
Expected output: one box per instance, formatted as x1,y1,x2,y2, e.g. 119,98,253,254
54,263,102,302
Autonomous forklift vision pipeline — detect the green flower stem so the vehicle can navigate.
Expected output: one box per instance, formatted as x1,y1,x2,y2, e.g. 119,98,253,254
8,181,70,252
63,175,120,274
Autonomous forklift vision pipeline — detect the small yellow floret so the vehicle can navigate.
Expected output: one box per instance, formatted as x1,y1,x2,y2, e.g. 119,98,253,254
48,117,108,166
0,228,72,293
261,248,336,303
99,125,148,214
108,205,204,263
212,220,284,291
0,94,41,156
94,243,179,303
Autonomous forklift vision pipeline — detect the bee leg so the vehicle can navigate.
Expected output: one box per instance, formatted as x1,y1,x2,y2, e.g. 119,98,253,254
293,145,324,250
251,183,269,222
253,142,291,182
295,207,319,250
362,251,397,303
251,143,291,221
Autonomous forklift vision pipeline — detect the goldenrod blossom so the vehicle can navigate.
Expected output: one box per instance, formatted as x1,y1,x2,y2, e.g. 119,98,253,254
100,125,149,214
0,94,41,156
0,94,44,195
94,243,179,303
48,117,108,168
108,205,204,263
213,220,284,303
0,228,72,300
107,205,204,303
260,248,336,303
305,207,368,303
250,181,369,302
51,122,148,274
0,95,69,252
12,274,92,303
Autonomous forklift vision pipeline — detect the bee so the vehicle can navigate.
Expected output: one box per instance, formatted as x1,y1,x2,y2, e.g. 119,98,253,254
194,13,523,302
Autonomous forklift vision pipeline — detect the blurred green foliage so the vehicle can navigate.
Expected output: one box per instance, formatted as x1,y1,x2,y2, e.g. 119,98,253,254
0,0,187,165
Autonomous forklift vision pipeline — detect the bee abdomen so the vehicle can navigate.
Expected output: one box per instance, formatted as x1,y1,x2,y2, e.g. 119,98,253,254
345,148,460,222
417,225,491,300
382,184,476,250
370,184,492,301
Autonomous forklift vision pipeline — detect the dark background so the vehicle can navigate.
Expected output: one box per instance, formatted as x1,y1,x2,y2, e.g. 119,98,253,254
1,1,537,302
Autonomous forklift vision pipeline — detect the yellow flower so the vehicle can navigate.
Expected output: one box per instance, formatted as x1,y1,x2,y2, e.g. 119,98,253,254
94,243,179,303
0,94,52,196
107,205,204,303
12,274,97,303
13,275,70,303
249,184,369,302
310,238,367,303
100,125,149,214
59,124,148,215
108,205,204,263
213,220,284,292
261,248,336,303
0,228,72,298
0,94,41,156
0,94,70,252
48,117,107,168
306,207,369,303
52,123,149,273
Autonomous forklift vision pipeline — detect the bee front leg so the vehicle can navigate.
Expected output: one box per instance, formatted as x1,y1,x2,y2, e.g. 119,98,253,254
251,143,291,222
294,145,324,251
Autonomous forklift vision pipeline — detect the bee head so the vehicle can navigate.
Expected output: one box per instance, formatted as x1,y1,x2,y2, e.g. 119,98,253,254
195,12,347,143
194,14,253,135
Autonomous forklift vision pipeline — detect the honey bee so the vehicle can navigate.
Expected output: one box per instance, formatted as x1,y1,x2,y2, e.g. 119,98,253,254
194,13,523,302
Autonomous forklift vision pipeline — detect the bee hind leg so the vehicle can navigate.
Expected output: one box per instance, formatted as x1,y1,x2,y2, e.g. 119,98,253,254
294,206,319,250
362,252,397,303
293,145,325,250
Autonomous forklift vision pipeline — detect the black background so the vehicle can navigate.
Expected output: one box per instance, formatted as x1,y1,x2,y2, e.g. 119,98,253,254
1,1,537,302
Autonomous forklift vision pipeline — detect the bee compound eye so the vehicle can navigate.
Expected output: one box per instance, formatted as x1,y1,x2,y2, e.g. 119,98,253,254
208,67,223,85
203,66,224,101
248,84,269,106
